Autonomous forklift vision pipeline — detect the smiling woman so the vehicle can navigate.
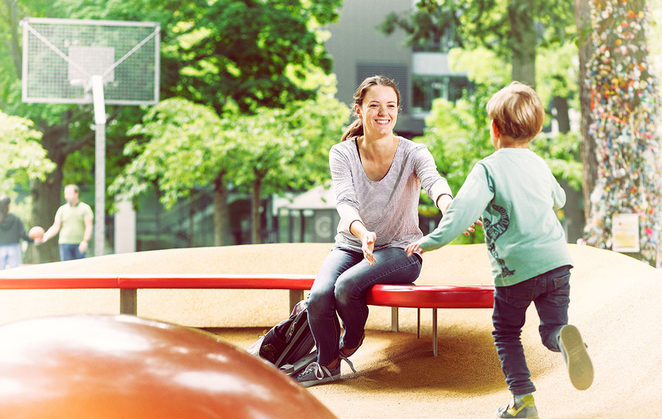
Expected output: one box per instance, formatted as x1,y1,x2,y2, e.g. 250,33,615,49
295,75,455,388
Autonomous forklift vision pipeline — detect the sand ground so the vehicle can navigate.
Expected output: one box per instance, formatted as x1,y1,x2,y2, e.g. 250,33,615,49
0,243,660,418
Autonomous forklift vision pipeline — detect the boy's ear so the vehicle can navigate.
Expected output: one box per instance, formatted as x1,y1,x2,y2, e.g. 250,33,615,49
491,120,500,138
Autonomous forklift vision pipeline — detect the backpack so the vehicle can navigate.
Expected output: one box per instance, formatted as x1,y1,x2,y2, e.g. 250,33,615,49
248,299,316,376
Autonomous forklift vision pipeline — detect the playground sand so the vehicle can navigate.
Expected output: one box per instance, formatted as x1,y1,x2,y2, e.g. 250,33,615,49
1,243,660,418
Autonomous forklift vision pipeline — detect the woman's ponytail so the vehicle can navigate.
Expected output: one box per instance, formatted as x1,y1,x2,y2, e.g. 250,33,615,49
340,119,363,142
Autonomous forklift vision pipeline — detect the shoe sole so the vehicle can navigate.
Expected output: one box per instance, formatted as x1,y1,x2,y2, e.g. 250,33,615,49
298,374,340,388
559,325,594,390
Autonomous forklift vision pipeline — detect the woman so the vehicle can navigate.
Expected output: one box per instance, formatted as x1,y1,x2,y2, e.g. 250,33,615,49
0,195,32,270
296,75,453,387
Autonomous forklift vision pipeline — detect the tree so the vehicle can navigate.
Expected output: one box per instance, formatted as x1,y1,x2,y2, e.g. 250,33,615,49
380,0,578,149
381,0,575,89
1,0,343,258
382,0,583,238
112,93,348,245
64,0,344,245
575,0,598,221
109,98,239,246
0,111,55,193
231,94,348,243
582,0,661,265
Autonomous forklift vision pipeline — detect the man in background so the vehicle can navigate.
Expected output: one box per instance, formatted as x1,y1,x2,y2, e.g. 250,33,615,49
39,184,93,260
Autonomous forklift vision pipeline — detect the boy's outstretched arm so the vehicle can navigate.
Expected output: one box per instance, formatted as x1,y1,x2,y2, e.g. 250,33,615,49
407,163,493,256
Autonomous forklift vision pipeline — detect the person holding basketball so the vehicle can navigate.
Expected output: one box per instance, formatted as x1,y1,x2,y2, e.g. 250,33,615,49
39,184,93,260
405,82,593,418
0,195,33,270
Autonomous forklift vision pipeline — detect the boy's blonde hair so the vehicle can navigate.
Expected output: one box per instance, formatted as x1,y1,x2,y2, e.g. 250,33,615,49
486,81,544,141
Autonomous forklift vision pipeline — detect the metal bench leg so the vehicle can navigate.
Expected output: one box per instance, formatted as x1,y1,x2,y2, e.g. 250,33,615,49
391,307,399,332
432,308,438,357
120,289,137,315
289,290,304,312
417,308,421,338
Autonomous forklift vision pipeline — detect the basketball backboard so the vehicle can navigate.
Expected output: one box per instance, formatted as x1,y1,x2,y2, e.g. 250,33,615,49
21,17,159,105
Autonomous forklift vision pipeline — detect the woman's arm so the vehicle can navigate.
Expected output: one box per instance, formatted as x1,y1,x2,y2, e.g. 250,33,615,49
415,163,493,253
413,146,453,215
330,146,363,235
349,220,376,266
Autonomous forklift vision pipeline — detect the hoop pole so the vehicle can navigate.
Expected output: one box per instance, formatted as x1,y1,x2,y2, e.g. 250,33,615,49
92,75,106,256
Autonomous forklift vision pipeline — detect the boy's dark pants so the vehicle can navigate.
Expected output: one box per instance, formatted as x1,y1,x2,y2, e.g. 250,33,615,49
492,265,571,395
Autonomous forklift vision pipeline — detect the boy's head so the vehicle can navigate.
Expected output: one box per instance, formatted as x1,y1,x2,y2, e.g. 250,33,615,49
486,81,544,146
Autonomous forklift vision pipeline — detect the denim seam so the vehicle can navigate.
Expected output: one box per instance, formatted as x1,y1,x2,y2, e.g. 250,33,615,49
360,255,421,289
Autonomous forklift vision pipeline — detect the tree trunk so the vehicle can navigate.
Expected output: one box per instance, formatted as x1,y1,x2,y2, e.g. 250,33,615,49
3,0,22,78
552,94,585,243
212,172,228,246
575,0,596,222
508,0,536,88
251,177,262,244
188,192,195,247
27,166,63,264
552,95,570,134
583,0,660,264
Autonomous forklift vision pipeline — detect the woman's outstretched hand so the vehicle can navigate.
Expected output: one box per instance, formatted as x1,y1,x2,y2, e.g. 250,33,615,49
362,231,377,266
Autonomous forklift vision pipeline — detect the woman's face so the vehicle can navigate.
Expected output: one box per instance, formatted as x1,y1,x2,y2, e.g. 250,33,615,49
355,85,398,138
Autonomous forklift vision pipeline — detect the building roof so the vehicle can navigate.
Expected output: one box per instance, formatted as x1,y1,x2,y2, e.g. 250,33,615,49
280,184,336,210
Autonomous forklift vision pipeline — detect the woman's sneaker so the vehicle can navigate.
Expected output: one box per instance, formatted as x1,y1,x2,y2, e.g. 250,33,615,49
496,394,538,418
296,361,340,388
559,324,594,390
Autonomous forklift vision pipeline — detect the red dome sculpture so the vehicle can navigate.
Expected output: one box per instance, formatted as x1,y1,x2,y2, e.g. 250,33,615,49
0,314,335,418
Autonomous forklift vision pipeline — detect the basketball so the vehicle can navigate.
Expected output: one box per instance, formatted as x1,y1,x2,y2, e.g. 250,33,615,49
28,226,45,240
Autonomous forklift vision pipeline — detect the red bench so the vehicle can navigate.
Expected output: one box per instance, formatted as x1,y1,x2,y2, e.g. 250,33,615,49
367,284,494,356
0,274,494,356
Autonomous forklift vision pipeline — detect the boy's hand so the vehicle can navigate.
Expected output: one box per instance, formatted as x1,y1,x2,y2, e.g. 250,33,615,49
405,242,422,257
463,219,484,236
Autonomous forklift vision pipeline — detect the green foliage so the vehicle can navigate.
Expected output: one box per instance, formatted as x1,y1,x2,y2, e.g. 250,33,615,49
0,111,55,193
414,94,491,244
1,0,343,244
109,98,235,208
66,0,343,115
415,44,583,242
110,93,349,209
529,131,582,190
382,0,575,56
415,94,493,193
535,42,580,108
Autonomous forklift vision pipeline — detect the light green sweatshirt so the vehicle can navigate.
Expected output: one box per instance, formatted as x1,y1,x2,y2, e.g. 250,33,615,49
418,148,572,287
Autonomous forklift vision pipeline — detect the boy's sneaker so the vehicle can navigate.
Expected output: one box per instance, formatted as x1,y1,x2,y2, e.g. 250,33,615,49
295,361,340,388
496,394,538,418
559,324,594,390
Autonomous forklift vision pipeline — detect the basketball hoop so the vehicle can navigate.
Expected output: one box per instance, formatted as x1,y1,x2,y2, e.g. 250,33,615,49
21,17,160,256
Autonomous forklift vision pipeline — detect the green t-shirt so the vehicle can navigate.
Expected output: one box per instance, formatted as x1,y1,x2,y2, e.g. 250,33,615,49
54,201,93,244
418,148,572,287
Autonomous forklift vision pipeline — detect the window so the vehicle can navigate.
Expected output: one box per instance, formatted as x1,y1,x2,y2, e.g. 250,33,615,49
412,75,472,115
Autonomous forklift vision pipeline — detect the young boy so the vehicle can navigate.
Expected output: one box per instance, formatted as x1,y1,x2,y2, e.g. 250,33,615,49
406,82,593,418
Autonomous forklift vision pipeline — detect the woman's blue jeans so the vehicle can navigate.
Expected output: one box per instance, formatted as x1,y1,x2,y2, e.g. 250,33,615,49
492,265,571,395
307,246,422,366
